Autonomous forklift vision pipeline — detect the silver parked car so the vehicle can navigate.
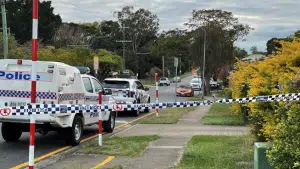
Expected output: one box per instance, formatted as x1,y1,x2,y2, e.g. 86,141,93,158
189,78,202,90
159,77,170,86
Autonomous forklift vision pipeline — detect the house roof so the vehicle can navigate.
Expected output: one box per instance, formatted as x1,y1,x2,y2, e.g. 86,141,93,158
241,54,266,62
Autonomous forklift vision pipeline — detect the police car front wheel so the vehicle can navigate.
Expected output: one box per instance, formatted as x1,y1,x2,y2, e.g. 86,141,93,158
2,122,22,142
103,112,116,133
65,115,83,146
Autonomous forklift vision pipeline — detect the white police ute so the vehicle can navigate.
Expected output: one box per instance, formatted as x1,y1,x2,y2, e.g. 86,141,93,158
0,59,117,146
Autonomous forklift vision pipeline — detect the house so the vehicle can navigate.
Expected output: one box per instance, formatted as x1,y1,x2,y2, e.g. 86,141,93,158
241,54,267,62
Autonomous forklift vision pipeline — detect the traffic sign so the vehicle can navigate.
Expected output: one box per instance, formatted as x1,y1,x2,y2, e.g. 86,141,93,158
112,104,123,111
0,108,11,116
93,56,99,71
174,57,178,67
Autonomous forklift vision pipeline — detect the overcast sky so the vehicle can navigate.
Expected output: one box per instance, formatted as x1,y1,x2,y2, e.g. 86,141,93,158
50,0,300,53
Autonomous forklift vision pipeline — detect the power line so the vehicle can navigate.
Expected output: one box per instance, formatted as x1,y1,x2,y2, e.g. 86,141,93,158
116,25,132,70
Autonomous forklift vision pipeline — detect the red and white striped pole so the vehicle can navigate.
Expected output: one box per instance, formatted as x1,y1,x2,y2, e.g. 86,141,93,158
29,0,38,168
155,73,159,116
29,116,35,169
98,91,103,146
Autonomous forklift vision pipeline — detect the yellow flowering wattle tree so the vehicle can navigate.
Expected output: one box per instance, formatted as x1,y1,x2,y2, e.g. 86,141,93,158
230,37,300,168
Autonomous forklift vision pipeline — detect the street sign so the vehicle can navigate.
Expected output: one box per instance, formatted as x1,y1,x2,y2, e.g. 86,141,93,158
93,56,99,71
174,57,178,67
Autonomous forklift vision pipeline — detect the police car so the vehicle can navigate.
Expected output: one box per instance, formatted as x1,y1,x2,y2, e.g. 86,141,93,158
103,78,151,116
0,59,117,146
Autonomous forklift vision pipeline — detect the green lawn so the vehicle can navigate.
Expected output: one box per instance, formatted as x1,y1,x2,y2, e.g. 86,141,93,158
177,135,254,169
141,107,195,124
201,103,244,125
77,135,159,157
188,97,204,101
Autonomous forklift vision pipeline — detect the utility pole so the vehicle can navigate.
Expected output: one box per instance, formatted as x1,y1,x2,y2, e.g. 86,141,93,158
116,25,131,71
197,27,206,99
179,57,181,75
1,0,8,59
202,30,206,99
174,57,178,102
162,55,165,77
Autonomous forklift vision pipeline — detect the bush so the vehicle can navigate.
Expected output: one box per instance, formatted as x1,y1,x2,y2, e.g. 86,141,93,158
218,88,232,99
267,104,300,169
230,37,300,168
223,88,232,99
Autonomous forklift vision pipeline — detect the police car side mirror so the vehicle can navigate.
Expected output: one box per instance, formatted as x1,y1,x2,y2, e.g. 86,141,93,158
103,89,112,95
144,87,149,91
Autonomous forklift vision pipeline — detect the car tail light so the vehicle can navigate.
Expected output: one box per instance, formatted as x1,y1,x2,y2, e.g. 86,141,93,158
17,60,22,65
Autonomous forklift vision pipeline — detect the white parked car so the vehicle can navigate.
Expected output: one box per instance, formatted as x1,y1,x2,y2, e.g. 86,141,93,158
189,78,202,90
103,78,151,116
0,59,116,146
159,77,170,86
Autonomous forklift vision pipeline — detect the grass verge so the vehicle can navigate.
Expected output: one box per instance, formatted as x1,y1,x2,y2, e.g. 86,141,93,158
188,97,204,101
77,135,159,157
140,107,195,124
177,135,254,169
201,103,244,125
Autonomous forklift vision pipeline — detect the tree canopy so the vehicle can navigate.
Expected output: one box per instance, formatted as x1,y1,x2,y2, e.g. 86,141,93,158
3,0,62,44
185,9,252,94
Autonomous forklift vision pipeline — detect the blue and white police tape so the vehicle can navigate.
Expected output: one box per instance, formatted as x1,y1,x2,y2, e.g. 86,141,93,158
1,92,300,116
4,100,213,116
216,92,300,103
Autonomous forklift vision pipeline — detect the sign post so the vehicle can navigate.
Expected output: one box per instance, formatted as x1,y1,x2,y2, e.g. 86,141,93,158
93,56,99,75
174,57,178,102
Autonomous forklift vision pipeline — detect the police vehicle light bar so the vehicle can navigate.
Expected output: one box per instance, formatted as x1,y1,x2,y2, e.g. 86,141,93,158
17,60,22,65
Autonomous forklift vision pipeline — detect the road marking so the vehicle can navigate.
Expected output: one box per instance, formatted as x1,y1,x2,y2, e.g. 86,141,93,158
90,156,115,169
10,146,71,169
148,146,183,149
11,111,156,169
115,120,128,123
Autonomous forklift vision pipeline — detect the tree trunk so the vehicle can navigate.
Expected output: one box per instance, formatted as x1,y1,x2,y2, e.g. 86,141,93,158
204,76,210,96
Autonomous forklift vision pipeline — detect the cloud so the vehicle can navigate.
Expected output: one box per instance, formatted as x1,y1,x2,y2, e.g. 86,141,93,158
48,0,300,52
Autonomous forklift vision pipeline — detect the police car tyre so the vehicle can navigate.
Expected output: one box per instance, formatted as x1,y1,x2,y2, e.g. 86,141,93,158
144,98,151,113
133,99,140,116
2,122,22,142
65,115,83,146
103,112,115,133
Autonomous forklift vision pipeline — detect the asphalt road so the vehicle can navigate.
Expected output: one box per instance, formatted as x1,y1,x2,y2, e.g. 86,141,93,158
0,74,196,168
149,74,202,103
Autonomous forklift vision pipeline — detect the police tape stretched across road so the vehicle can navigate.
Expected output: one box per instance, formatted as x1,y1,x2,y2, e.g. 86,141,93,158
1,92,300,117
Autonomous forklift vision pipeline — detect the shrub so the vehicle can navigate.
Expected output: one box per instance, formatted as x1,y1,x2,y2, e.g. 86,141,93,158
223,88,232,99
230,37,300,168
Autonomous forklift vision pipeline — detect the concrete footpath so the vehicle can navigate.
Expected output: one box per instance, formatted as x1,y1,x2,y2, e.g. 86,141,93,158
114,105,249,169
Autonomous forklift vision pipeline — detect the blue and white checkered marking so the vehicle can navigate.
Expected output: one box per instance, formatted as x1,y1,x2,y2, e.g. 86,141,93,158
59,93,85,101
0,90,57,99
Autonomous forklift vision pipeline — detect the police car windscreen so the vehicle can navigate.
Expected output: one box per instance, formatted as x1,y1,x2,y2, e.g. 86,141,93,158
103,81,129,89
